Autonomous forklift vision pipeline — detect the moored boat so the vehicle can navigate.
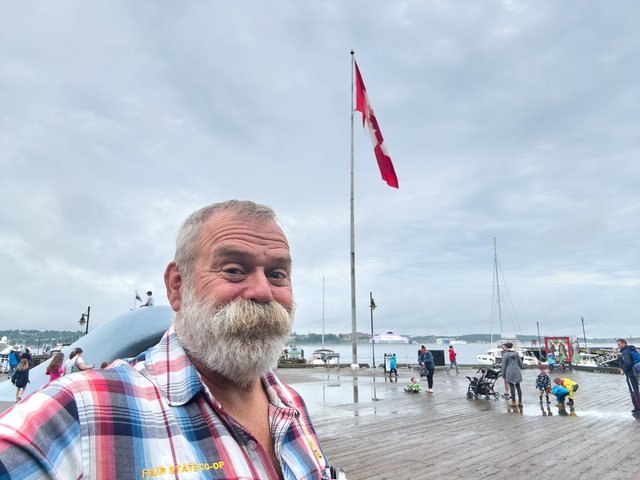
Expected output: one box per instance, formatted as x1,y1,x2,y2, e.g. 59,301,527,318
476,238,538,367
309,348,340,365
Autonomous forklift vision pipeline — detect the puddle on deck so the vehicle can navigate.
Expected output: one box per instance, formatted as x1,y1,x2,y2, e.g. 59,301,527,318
289,373,407,415
286,370,634,420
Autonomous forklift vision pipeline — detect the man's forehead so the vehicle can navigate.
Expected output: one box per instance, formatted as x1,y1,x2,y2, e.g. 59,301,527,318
212,244,291,263
199,212,290,249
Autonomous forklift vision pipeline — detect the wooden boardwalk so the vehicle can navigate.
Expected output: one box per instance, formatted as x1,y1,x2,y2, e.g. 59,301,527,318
277,366,640,480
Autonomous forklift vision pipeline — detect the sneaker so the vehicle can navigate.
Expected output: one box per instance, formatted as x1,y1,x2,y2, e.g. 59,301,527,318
428,388,433,393
502,393,510,399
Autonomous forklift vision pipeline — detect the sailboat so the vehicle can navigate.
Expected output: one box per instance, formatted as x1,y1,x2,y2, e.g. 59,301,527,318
477,238,539,366
309,276,340,365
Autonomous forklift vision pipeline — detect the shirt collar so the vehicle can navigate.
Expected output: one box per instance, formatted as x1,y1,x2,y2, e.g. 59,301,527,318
137,325,203,406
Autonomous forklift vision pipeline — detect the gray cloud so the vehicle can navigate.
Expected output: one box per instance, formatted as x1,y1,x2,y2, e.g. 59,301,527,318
0,1,638,340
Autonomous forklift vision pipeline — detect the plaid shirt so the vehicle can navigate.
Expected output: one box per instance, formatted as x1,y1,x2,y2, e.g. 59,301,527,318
0,327,331,479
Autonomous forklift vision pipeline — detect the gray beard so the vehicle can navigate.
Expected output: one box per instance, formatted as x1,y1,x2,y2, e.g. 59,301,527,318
175,289,294,387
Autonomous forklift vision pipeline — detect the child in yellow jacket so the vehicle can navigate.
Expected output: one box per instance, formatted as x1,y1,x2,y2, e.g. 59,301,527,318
554,377,579,405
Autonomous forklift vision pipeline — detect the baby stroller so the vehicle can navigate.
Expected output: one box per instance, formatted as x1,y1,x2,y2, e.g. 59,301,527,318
466,367,501,400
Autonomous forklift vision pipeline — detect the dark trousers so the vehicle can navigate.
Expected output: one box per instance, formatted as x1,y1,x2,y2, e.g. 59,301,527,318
508,382,522,403
625,374,640,412
423,366,434,388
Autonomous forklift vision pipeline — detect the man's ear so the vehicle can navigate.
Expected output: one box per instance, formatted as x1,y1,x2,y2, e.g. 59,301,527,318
164,261,183,312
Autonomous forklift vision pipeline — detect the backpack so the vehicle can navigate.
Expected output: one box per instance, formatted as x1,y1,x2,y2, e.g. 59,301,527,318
630,349,640,375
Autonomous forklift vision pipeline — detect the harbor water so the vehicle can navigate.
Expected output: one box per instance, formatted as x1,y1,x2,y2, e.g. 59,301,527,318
290,342,494,365
293,341,616,365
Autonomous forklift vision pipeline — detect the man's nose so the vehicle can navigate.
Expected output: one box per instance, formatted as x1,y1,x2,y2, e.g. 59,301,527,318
242,270,274,303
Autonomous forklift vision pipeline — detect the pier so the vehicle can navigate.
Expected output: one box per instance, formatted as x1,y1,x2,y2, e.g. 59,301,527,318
1,367,638,478
277,366,640,479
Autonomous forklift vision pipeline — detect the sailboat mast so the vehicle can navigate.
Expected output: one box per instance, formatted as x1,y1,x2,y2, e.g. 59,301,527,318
493,237,504,339
322,276,325,349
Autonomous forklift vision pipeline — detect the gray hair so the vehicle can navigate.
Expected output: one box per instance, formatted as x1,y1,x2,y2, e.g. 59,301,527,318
175,200,277,284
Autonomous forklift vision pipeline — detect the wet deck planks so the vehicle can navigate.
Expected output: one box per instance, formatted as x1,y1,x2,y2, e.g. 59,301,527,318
277,366,640,479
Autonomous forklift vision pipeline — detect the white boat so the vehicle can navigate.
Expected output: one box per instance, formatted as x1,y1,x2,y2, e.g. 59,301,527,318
478,343,539,366
477,238,538,367
574,352,599,367
309,348,340,365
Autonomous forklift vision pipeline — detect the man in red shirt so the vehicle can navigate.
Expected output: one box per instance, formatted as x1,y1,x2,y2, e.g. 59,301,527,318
446,345,459,374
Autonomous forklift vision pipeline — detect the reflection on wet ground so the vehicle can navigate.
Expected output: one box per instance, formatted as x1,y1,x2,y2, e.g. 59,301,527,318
280,367,640,479
282,367,631,420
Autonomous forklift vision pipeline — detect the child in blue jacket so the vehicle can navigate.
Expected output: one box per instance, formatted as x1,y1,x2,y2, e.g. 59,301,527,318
552,382,570,407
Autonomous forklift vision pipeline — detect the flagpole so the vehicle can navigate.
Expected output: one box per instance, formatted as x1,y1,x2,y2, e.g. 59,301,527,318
349,50,358,367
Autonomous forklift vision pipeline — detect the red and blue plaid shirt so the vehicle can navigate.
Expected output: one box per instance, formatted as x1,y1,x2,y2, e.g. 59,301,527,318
0,326,331,479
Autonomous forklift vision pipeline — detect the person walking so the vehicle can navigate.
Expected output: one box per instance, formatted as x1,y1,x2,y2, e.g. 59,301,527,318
547,351,557,373
446,345,459,374
497,344,510,398
616,338,640,419
418,345,435,393
7,346,20,378
45,353,65,385
10,359,30,402
501,342,523,407
20,348,32,366
388,353,398,378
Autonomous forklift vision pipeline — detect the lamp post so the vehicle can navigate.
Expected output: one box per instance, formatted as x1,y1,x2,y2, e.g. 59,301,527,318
79,306,91,335
369,292,376,369
581,316,587,352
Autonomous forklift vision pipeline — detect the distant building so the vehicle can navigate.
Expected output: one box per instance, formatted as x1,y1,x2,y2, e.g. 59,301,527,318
339,332,371,340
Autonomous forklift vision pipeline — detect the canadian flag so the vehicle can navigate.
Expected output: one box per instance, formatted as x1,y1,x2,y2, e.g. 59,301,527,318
354,60,399,189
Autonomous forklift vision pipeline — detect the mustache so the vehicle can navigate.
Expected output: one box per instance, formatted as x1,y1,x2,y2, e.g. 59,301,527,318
212,299,294,337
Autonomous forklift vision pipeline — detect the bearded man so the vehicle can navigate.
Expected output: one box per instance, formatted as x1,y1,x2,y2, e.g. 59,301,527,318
0,200,335,479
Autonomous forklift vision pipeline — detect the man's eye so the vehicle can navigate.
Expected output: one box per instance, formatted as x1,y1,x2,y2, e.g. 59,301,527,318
269,271,289,280
223,267,245,275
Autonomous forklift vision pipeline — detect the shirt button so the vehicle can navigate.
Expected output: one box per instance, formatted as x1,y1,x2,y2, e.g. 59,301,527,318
247,440,257,450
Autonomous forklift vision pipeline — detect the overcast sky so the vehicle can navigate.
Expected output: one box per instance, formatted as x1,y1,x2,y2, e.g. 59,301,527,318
1,1,638,339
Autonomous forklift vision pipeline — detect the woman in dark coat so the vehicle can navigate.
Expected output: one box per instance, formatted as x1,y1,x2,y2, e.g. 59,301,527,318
11,358,30,402
501,342,523,407
418,346,435,393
